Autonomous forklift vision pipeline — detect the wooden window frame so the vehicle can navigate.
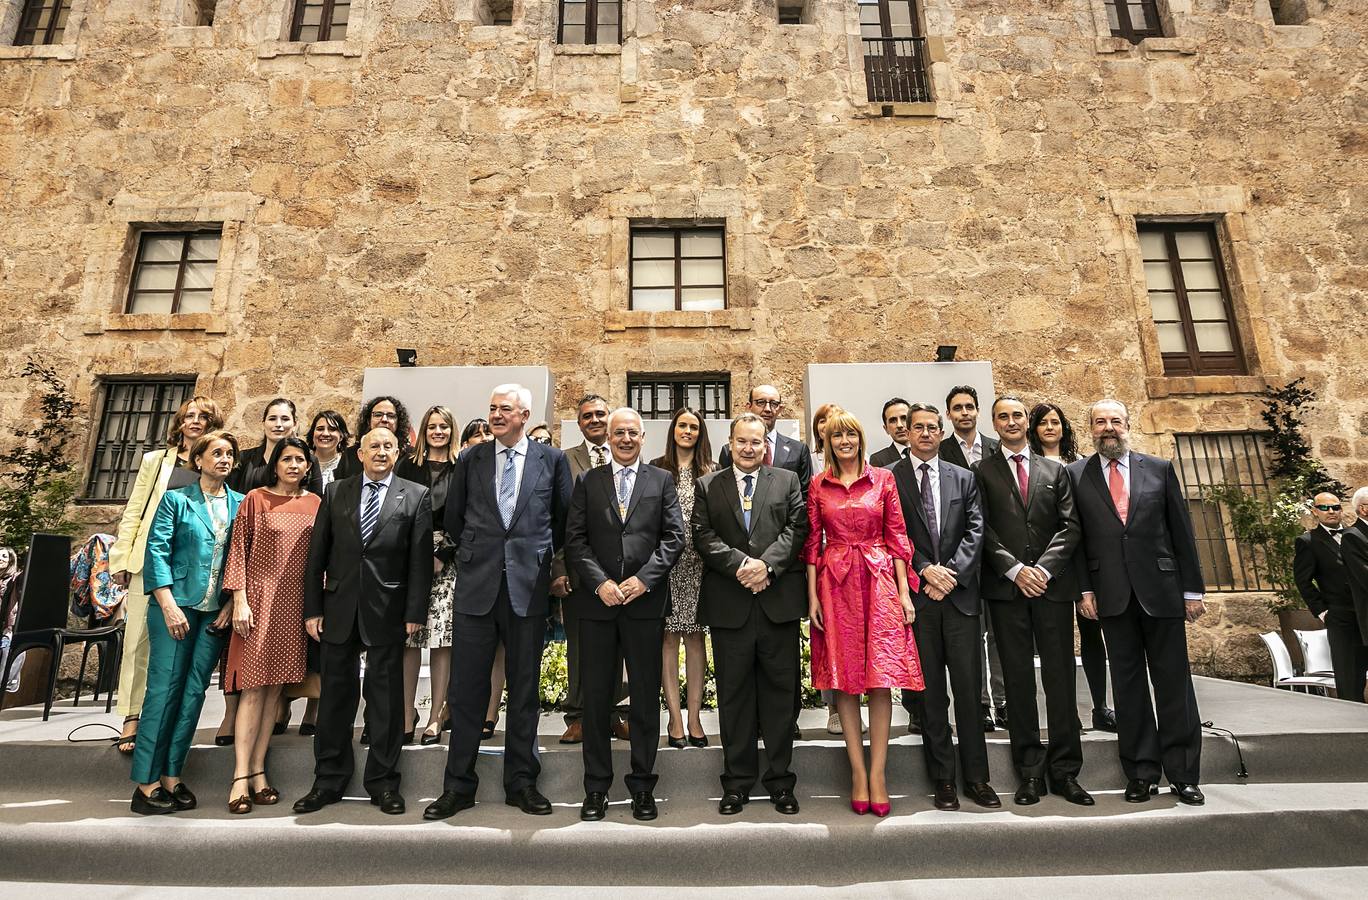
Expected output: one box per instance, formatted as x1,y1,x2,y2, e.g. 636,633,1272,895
629,224,728,312
1107,0,1164,43
83,378,198,502
14,0,72,46
557,0,621,46
857,0,924,39
1139,222,1247,377
290,0,348,43
125,229,222,316
627,373,732,421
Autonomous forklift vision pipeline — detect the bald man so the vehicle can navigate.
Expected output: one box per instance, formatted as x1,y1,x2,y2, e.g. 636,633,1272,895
1295,491,1368,702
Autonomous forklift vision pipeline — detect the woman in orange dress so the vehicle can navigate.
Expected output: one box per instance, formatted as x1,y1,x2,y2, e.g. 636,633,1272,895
222,437,321,813
804,410,923,817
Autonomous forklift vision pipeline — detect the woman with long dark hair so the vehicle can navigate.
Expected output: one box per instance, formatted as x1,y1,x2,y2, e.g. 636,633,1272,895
357,396,414,456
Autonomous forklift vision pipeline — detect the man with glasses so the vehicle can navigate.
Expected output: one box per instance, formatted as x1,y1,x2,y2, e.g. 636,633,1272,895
718,385,813,502
1295,492,1368,702
565,408,684,820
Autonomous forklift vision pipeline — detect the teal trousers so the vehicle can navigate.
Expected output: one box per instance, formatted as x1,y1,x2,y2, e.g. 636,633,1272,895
130,604,223,784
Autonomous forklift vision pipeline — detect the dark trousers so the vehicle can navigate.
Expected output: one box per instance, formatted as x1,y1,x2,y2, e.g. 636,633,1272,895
444,577,546,797
912,600,989,785
582,615,665,795
1101,596,1202,784
1325,611,1368,703
989,595,1083,782
1077,610,1109,710
562,598,629,724
313,632,403,797
712,604,799,797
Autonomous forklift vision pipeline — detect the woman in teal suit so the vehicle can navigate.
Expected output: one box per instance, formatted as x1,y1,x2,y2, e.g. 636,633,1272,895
130,430,243,815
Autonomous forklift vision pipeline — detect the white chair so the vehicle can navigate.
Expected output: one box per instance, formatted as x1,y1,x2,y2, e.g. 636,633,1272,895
1259,631,1335,696
1294,628,1336,677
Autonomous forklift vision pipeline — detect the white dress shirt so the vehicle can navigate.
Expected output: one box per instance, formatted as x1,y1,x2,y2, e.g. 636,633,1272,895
586,442,609,468
494,435,530,500
999,445,1050,584
958,432,984,466
610,457,640,515
358,470,394,519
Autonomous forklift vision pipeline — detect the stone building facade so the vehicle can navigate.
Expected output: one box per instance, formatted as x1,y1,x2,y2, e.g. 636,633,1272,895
1,0,1364,679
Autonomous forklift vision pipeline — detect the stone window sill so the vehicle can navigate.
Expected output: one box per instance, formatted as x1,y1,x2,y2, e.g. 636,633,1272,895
1145,375,1269,398
606,309,751,331
95,313,228,335
856,100,951,120
1094,36,1197,56
257,40,362,60
0,43,77,61
554,43,622,57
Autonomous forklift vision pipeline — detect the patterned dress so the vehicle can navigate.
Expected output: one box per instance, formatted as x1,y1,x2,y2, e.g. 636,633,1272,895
222,488,320,691
802,466,924,694
664,467,705,634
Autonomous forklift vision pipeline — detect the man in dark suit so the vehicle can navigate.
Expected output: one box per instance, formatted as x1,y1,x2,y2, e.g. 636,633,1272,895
425,384,574,820
1342,488,1368,683
695,412,809,816
977,395,1092,807
565,408,685,821
890,404,998,811
717,384,813,499
294,427,433,817
1294,491,1368,702
1069,399,1206,806
870,397,912,469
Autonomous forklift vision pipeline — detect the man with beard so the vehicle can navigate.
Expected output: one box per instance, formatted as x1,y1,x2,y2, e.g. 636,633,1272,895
1068,399,1207,805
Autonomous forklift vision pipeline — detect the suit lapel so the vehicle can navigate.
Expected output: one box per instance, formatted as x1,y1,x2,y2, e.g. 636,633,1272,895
937,464,954,537
748,467,772,535
480,442,500,515
1024,453,1045,511
367,477,404,546
184,482,213,532
622,464,650,526
507,442,542,530
341,477,363,545
596,465,623,527
1085,455,1123,524
986,452,1024,513
904,463,931,532
718,469,748,533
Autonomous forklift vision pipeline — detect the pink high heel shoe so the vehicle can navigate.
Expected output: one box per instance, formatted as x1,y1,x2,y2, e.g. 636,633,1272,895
871,801,891,818
851,799,870,815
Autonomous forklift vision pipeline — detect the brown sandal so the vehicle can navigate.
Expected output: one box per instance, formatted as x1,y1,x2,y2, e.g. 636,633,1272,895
229,776,253,815
248,770,279,805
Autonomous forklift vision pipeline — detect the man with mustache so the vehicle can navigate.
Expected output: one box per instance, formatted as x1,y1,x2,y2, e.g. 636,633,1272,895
1068,399,1207,805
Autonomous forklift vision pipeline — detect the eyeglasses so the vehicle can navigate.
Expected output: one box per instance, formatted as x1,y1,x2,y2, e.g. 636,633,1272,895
1313,503,1342,511
752,399,782,409
372,412,398,421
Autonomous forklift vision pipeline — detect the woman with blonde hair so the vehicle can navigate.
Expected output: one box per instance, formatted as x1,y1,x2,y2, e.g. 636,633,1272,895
109,395,223,753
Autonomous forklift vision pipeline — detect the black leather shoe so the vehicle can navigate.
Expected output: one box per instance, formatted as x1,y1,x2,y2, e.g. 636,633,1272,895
1092,708,1118,732
131,786,176,815
965,782,1001,808
214,734,234,746
792,724,802,740
292,788,343,814
631,791,658,821
1014,777,1045,806
298,722,317,737
982,708,996,732
424,790,475,820
169,783,197,811
933,782,960,811
506,786,553,816
1171,782,1205,806
994,705,1009,728
1050,776,1095,806
1124,779,1158,803
907,718,923,735
770,789,799,815
718,791,749,815
687,734,709,748
580,791,608,821
371,790,405,815
666,734,687,750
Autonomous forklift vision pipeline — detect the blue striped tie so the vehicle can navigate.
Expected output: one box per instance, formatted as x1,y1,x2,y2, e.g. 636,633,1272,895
360,481,381,544
498,448,518,528
742,474,754,531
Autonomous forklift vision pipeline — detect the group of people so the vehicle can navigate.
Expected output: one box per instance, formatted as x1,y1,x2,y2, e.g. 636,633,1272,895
108,378,1216,821
1294,486,1368,703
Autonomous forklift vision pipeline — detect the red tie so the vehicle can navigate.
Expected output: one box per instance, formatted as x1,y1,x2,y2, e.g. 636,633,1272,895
1108,459,1129,524
1011,454,1028,504
764,439,773,466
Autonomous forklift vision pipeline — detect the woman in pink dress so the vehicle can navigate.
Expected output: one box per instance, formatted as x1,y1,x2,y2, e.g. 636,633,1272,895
804,409,924,817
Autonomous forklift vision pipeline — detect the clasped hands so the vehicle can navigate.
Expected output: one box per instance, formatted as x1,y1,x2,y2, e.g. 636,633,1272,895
1013,565,1051,598
920,564,958,602
597,576,648,606
735,557,770,594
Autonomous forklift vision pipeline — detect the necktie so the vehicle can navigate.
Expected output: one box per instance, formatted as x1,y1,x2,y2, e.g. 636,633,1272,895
742,474,754,530
1108,458,1129,525
919,462,939,562
1011,454,1029,505
360,481,381,544
763,438,773,467
498,448,518,528
617,466,633,521
593,445,607,467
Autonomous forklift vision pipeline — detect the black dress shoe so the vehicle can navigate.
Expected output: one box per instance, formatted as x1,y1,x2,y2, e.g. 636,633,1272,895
994,705,1009,728
131,786,177,815
169,783,197,811
666,734,687,750
292,788,343,814
1124,779,1158,803
1171,782,1205,806
214,734,235,746
687,734,709,748
1014,777,1045,806
506,786,553,816
632,791,659,821
580,791,608,821
793,723,802,740
370,790,405,815
770,789,799,815
420,726,443,746
1092,708,1118,732
718,792,749,815
273,720,287,736
933,782,960,811
424,790,475,820
907,720,923,735
1050,776,1095,806
298,722,317,737
965,782,1002,808
981,709,996,733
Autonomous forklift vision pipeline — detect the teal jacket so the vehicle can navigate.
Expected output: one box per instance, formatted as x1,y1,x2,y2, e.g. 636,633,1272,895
142,481,243,608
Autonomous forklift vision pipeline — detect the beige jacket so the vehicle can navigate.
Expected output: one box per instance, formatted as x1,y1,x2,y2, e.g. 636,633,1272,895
108,448,179,575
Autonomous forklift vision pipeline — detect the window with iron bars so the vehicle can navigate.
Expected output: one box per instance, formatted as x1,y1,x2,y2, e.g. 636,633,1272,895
85,379,198,501
1172,432,1272,592
627,375,731,421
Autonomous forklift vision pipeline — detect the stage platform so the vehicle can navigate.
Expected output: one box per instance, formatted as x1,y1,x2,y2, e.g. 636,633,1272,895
1,674,1366,892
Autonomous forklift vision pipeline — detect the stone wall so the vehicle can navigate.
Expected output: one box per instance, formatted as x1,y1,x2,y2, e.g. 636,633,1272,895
2,1,1364,679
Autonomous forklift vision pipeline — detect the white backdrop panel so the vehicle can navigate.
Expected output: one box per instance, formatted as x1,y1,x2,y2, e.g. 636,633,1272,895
361,366,555,439
803,362,996,451
557,418,800,462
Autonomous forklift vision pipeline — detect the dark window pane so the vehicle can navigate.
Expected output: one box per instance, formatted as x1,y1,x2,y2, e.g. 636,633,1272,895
1173,433,1270,592
85,380,197,501
126,229,222,315
629,226,728,311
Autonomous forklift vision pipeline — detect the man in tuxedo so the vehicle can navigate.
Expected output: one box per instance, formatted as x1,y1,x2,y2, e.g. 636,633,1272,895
940,385,1006,731
870,397,912,468
565,408,685,821
718,385,813,500
1294,491,1368,702
1069,399,1206,805
1341,487,1368,687
694,413,809,816
552,394,629,744
425,384,573,820
890,404,998,811
294,427,433,817
977,395,1092,807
